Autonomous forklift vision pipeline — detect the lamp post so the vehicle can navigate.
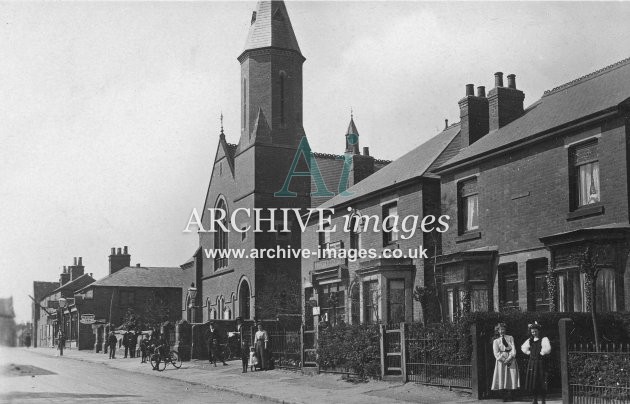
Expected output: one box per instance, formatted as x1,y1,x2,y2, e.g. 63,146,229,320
187,284,198,323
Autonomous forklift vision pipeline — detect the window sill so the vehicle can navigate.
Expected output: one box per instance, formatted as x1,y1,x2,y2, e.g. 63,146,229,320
566,204,604,221
456,231,481,243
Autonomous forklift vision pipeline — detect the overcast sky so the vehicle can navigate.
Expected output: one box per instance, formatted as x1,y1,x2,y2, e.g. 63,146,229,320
2,1,629,323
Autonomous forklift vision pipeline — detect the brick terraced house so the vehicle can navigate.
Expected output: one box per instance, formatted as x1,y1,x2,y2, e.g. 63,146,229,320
434,60,630,320
300,123,462,326
189,0,388,323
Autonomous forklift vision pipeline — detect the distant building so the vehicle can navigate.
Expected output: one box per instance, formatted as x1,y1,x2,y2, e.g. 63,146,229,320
76,247,190,351
32,281,57,347
36,257,95,348
0,297,17,346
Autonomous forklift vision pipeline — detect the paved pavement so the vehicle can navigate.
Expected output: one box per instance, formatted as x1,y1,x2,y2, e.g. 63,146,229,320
1,347,562,403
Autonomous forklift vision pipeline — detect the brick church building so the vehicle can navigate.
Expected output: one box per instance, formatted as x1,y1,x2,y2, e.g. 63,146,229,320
188,1,388,322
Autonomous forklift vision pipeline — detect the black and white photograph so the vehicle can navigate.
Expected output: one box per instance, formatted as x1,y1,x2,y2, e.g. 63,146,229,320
1,1,630,403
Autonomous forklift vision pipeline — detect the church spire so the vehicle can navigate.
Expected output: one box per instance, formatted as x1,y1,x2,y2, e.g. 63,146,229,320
238,0,306,149
345,110,360,155
242,1,302,56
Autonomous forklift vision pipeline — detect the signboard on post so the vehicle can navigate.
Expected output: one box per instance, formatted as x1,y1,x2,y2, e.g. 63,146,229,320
80,314,96,324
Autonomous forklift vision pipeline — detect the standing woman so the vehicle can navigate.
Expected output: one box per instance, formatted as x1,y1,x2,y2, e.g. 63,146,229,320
521,322,551,404
491,323,520,401
254,322,269,370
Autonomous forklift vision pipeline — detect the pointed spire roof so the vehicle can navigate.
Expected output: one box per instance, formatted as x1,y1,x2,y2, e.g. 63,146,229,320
346,112,359,136
345,112,360,154
243,1,301,55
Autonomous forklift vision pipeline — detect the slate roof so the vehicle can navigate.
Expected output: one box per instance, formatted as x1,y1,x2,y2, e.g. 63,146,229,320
319,122,461,209
243,1,301,55
439,57,630,171
52,273,95,294
79,266,187,291
0,297,15,318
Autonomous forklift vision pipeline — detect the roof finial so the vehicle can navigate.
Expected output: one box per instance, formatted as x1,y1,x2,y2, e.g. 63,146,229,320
220,111,224,136
350,106,353,120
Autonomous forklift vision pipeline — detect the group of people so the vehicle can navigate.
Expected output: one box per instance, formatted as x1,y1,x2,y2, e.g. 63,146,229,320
205,319,270,373
105,329,141,359
491,321,551,404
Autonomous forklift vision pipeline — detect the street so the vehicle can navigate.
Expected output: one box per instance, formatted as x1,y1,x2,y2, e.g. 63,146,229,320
0,347,260,404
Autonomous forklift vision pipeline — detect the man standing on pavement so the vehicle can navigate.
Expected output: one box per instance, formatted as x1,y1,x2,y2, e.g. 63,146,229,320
107,331,117,359
122,330,130,358
129,330,138,358
57,330,65,356
205,322,227,367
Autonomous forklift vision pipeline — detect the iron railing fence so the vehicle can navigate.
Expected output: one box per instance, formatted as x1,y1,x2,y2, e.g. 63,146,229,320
405,329,472,389
568,343,630,404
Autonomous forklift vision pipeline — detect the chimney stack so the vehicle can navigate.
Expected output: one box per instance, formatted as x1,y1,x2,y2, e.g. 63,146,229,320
445,119,449,129
488,72,524,131
363,147,370,156
494,72,504,87
69,255,85,281
458,83,489,147
59,266,70,286
109,246,131,275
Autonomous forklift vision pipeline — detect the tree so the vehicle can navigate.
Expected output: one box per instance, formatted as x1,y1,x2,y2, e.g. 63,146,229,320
571,245,607,351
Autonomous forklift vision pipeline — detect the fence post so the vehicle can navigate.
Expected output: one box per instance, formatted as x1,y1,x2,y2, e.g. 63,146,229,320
380,324,386,379
400,322,407,382
559,318,572,404
470,323,485,400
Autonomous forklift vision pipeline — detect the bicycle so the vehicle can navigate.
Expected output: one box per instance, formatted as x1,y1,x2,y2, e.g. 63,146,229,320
149,345,182,371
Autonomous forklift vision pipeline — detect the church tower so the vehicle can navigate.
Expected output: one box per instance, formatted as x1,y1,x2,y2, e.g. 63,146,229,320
238,1,305,149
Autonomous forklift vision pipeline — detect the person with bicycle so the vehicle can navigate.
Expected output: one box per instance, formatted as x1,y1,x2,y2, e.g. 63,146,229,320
152,332,169,371
206,322,227,367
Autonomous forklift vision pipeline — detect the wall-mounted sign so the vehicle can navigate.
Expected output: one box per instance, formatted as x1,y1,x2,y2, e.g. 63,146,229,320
80,314,96,324
312,306,320,316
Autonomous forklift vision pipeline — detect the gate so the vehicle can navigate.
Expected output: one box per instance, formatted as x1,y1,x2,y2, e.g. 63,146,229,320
302,324,317,370
382,323,405,379
405,324,472,389
260,320,301,371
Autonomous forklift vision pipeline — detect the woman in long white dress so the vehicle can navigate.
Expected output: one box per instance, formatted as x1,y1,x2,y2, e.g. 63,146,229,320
491,323,520,401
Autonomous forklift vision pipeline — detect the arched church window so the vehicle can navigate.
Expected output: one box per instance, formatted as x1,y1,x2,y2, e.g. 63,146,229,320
243,78,247,129
214,198,229,269
279,72,286,125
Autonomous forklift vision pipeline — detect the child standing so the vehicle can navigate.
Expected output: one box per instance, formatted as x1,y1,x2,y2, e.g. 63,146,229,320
248,346,258,372
241,341,249,373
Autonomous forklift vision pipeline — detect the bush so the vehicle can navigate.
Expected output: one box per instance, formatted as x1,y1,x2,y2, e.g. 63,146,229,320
569,351,630,394
316,323,381,379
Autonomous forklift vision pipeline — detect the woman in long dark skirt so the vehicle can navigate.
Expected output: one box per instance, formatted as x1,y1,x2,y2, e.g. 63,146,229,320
521,322,551,404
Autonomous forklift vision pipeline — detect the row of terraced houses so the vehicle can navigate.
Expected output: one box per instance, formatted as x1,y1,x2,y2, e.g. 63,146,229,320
33,0,630,350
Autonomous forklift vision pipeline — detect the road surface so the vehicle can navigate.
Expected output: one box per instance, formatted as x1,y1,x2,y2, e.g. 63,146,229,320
0,347,261,403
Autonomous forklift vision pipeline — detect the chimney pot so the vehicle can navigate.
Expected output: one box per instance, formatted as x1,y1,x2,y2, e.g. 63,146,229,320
74,257,77,266
136,263,141,267
494,72,504,87
477,86,486,98
465,84,475,96
78,257,82,266
507,74,516,89
111,247,115,255
63,266,67,273
117,247,122,255
363,147,370,156
123,246,128,255
445,119,449,129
